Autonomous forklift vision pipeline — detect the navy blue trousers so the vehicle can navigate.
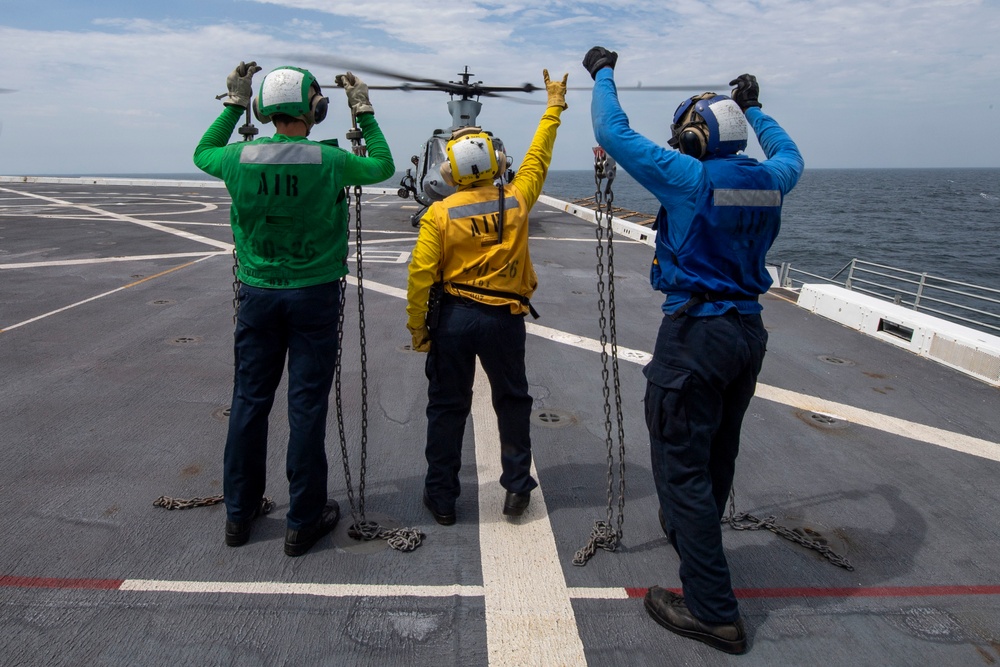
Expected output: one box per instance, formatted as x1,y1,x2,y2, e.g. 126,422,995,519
644,310,767,624
423,298,538,512
224,281,340,531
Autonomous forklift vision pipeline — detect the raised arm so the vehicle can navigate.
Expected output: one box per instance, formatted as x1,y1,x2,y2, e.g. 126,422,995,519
336,72,396,186
510,70,567,208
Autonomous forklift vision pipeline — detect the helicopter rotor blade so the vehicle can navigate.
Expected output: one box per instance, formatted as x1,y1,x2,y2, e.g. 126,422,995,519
275,54,451,89
0,88,17,94
480,92,545,105
567,84,725,91
279,55,545,100
318,83,444,92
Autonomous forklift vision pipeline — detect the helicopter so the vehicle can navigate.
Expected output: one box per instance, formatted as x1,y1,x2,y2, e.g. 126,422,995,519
283,56,719,226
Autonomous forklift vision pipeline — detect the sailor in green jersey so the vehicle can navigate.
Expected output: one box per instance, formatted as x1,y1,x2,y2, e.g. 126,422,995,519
193,62,394,557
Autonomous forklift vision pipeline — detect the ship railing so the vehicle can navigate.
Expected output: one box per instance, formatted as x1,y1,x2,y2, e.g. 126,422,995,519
778,259,1000,335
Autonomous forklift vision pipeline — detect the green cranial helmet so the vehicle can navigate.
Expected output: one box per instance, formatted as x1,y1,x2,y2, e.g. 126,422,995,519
253,66,328,126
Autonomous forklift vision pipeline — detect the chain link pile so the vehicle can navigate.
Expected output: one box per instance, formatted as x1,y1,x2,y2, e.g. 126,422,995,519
723,489,855,571
154,495,275,515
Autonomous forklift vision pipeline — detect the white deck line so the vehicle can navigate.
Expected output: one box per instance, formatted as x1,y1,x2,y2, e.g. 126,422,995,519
0,186,233,251
754,384,1000,461
0,252,227,270
119,580,485,598
472,360,588,666
0,256,217,333
112,578,632,600
355,277,1000,462
0,175,399,198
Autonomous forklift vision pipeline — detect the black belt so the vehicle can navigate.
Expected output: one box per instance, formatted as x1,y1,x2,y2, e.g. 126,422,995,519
446,283,540,319
669,292,758,320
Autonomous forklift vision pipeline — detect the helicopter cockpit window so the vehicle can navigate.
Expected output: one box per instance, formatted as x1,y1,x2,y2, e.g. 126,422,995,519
425,138,448,173
421,136,457,203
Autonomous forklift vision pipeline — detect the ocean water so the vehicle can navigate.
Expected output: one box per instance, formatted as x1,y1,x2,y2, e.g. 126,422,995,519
64,168,1000,289
540,168,1000,290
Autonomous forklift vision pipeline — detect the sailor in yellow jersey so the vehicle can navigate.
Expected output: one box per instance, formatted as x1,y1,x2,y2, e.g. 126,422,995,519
406,70,568,525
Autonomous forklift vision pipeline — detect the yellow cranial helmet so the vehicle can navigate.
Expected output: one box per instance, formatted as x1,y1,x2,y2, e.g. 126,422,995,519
444,131,500,186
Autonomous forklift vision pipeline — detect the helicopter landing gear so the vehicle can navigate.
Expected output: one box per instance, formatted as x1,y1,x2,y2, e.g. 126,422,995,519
410,205,428,228
397,157,420,202
397,170,416,200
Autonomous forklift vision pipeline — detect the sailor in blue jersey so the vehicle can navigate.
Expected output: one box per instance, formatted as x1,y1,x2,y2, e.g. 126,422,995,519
583,47,804,655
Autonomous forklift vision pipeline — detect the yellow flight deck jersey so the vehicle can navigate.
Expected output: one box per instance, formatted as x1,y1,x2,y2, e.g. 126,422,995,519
406,105,564,329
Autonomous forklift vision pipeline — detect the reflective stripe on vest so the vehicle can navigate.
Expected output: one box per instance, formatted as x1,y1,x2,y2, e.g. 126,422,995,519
447,196,521,220
240,144,323,165
713,189,781,207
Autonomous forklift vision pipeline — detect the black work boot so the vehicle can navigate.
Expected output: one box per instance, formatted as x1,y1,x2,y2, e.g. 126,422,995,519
284,501,340,557
423,490,456,526
643,586,747,654
224,507,259,547
502,491,530,517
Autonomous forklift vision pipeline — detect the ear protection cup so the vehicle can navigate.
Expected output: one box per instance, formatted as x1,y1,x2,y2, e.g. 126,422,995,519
309,83,328,125
679,126,707,159
253,95,272,124
439,159,456,187
490,135,509,180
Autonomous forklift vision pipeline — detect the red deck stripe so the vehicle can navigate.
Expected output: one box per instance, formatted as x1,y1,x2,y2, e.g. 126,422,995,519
626,585,1000,599
0,575,123,590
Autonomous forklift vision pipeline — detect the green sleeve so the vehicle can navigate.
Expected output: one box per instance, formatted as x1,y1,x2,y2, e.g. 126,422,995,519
193,106,242,178
340,114,396,186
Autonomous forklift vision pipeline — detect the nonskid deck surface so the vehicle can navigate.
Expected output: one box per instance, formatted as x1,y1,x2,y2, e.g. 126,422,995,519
1,180,999,666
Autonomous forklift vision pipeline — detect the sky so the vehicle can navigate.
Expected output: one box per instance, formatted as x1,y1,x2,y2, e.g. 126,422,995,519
0,0,998,175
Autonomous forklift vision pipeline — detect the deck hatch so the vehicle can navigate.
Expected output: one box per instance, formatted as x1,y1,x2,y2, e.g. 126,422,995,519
796,410,848,430
168,336,202,345
531,409,577,428
818,355,854,366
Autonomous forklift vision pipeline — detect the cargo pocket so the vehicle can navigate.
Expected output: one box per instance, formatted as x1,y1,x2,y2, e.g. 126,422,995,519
643,362,692,443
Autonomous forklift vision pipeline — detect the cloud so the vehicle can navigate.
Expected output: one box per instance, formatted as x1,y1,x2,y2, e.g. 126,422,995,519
0,1,998,175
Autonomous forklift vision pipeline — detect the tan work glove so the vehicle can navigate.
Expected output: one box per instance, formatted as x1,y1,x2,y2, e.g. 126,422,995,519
224,61,262,108
335,71,374,115
544,69,568,110
407,324,431,353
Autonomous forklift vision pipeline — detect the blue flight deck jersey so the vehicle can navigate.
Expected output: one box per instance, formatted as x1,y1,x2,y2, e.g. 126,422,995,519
590,68,804,317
